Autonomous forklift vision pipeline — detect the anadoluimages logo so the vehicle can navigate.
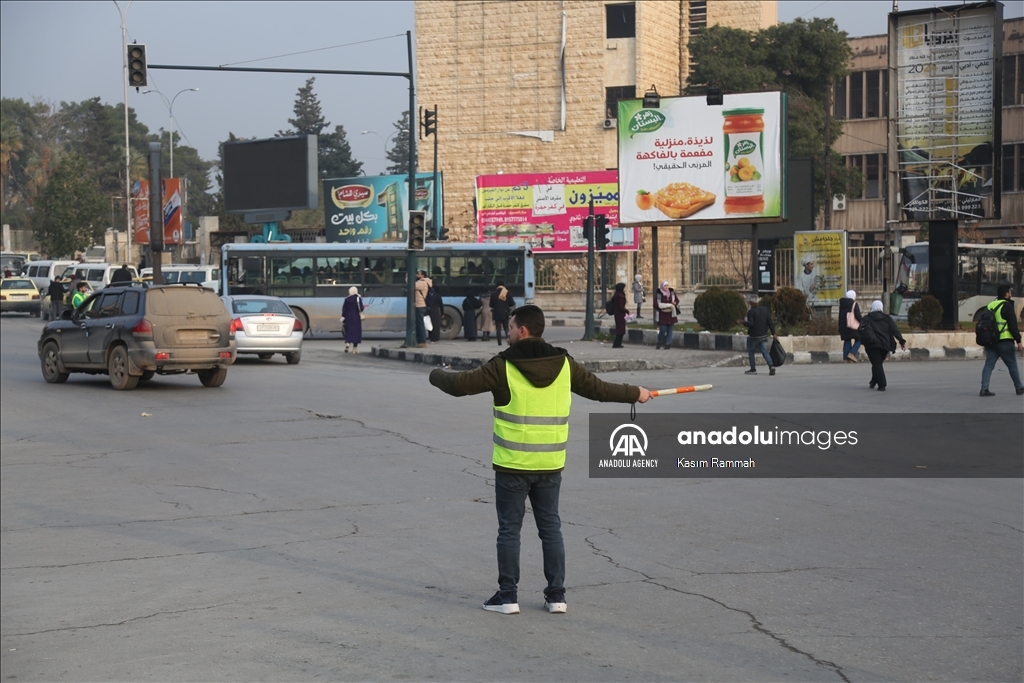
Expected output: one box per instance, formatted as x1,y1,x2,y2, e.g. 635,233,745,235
609,424,648,457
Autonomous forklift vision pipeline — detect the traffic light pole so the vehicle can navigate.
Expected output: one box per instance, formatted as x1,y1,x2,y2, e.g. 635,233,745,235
405,31,418,348
582,199,595,341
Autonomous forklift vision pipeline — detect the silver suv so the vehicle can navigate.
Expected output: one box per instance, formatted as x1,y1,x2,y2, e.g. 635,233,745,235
38,284,236,390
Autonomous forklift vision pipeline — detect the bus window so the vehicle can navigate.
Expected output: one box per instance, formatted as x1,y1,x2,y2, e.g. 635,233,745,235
421,256,448,284
317,256,361,285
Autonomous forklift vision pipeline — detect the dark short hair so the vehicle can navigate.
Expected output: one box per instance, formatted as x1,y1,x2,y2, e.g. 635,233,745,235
77,281,88,289
511,304,545,337
997,284,1013,299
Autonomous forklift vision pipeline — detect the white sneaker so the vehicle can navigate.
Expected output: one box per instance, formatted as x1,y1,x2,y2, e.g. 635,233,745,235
544,591,567,614
482,591,519,614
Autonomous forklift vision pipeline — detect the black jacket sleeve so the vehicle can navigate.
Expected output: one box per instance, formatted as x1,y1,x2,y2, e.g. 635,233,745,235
1001,300,1022,343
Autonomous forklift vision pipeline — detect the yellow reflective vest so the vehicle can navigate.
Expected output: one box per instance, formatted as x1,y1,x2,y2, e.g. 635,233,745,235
492,359,571,471
988,299,1012,341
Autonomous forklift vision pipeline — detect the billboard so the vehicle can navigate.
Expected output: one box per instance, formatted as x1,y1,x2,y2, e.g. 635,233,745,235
131,178,183,246
890,2,1002,220
618,92,786,225
474,171,638,253
223,135,318,214
793,230,847,307
323,173,443,243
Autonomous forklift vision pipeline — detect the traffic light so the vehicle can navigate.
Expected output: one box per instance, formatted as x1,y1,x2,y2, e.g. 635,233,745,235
127,44,148,88
408,210,426,250
422,107,437,137
595,213,610,251
437,224,450,241
582,215,594,242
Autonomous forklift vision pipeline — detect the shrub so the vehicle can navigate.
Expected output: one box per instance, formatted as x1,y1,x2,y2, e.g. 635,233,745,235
759,286,809,335
803,312,838,336
908,295,943,330
693,287,746,331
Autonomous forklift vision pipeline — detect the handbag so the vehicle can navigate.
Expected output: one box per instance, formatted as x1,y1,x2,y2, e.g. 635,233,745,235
769,338,786,367
358,297,366,320
424,315,433,332
845,310,858,330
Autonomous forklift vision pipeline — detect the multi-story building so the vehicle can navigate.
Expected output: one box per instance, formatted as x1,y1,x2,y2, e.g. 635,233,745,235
415,0,778,297
832,16,1024,245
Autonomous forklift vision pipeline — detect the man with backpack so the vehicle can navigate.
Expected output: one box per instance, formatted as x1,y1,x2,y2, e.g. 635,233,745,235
979,284,1024,397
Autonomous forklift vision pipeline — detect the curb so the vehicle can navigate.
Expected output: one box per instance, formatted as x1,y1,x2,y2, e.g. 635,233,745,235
370,346,671,372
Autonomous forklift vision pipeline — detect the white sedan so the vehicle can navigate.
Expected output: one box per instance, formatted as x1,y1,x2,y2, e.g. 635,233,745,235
221,295,303,364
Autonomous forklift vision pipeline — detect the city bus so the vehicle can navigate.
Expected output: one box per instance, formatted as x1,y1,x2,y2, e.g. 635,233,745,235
892,242,1024,323
220,242,534,338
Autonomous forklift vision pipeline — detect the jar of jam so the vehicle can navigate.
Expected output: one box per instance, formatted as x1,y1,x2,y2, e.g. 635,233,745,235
723,108,765,214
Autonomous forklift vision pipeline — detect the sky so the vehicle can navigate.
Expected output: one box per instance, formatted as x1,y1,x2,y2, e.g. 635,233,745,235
2,1,1020,177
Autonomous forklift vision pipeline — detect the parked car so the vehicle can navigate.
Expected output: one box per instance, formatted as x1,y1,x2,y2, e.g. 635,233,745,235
38,283,236,390
59,263,138,291
221,295,303,364
25,260,77,292
1,277,42,316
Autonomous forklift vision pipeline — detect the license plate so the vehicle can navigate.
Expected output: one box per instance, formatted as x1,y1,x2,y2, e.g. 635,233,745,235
256,324,280,332
179,330,207,341
9,294,27,300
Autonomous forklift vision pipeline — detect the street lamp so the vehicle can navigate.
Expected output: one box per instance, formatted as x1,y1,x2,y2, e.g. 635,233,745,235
361,129,408,171
114,0,134,251
143,87,199,177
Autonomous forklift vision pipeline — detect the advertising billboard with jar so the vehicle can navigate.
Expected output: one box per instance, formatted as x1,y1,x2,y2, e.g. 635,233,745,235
323,173,443,243
617,92,786,226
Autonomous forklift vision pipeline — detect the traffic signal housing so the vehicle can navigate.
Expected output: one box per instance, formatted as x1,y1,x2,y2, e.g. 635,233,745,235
582,215,594,242
127,44,148,88
408,211,426,250
422,108,437,137
595,213,610,251
437,224,449,241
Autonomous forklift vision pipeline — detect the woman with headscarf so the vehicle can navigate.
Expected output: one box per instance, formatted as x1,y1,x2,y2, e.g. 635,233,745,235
838,289,863,362
632,273,645,319
341,286,364,354
862,300,906,391
428,287,443,343
479,288,493,342
490,281,514,346
611,282,629,348
654,280,680,350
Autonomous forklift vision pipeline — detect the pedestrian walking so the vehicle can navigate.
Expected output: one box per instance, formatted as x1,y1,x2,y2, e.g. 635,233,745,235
611,282,629,348
979,284,1024,397
428,286,443,343
428,305,652,615
414,270,430,347
654,281,680,350
862,300,905,391
741,296,777,375
109,263,132,284
632,274,645,319
838,289,863,362
47,278,66,320
341,286,364,354
490,282,514,346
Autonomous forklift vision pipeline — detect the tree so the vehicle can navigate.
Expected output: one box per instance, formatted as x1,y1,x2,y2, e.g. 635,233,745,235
385,110,414,176
687,19,861,217
33,153,106,258
280,77,362,179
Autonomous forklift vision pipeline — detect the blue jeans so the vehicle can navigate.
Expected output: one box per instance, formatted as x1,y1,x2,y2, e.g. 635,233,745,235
981,340,1023,392
747,336,772,371
415,307,427,344
494,470,565,599
843,338,862,358
656,324,674,348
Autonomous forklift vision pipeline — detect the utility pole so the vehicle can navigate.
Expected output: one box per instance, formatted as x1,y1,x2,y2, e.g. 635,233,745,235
582,199,596,341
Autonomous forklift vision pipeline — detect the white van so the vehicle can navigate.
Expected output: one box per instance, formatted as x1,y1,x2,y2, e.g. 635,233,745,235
140,265,221,293
25,260,77,290
59,263,138,290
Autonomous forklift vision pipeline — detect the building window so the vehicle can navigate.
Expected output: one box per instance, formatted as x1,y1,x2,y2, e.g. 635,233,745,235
846,153,887,199
688,1,707,36
605,86,635,120
1004,144,1023,193
1003,54,1023,107
689,242,707,286
606,3,635,39
835,69,887,119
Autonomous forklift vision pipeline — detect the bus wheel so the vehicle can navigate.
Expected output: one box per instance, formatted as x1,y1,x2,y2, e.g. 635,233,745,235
442,305,462,340
293,308,311,338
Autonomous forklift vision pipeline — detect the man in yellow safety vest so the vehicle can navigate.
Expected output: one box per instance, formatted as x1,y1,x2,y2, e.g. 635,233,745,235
429,304,652,615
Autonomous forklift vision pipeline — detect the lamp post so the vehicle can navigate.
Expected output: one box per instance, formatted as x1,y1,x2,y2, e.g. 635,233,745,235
114,0,134,253
143,87,199,178
361,129,408,173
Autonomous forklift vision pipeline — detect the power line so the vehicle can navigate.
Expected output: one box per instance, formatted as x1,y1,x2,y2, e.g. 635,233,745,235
220,34,405,67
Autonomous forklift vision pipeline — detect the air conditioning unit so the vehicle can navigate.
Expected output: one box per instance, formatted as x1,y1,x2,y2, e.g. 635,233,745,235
603,118,616,130
832,194,847,212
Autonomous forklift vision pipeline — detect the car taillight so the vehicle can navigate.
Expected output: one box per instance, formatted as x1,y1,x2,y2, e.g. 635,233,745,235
293,318,303,332
31,294,40,300
132,319,153,335
219,351,232,359
155,352,170,360
230,318,244,333
0,295,6,301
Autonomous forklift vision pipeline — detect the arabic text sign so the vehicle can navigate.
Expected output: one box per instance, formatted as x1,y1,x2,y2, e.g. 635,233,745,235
475,171,638,253
131,179,183,245
892,4,1001,220
793,231,847,307
618,92,784,225
323,173,442,243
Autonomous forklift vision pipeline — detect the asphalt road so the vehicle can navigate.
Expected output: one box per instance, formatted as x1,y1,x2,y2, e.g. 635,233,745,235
1,313,1021,682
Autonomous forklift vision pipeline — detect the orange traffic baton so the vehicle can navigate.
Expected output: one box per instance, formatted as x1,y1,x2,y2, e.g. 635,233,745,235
650,384,713,397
